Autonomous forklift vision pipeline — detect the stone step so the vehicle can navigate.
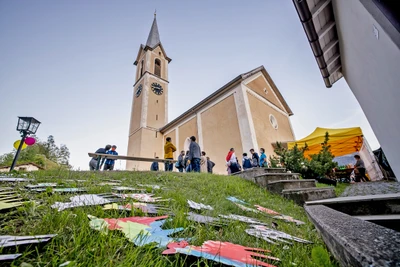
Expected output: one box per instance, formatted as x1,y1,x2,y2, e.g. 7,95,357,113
267,179,316,194
282,187,336,205
253,173,300,187
232,167,286,182
305,193,400,216
305,205,400,266
354,214,400,231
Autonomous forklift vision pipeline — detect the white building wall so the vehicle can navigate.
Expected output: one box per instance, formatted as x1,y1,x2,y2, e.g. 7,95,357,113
333,0,400,180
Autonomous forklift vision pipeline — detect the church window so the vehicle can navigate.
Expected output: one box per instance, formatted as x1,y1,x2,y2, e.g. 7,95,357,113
263,88,268,94
140,60,144,77
269,114,278,129
156,115,158,120
159,52,161,55
154,59,161,77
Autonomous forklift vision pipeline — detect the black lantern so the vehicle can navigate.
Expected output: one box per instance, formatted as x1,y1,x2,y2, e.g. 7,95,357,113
10,117,41,172
16,117,41,134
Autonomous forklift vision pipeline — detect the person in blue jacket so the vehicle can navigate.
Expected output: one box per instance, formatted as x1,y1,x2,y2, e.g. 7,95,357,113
104,145,118,171
259,148,268,167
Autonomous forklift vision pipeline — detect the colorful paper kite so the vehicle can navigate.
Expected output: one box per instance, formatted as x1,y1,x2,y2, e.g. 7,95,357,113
226,196,248,205
113,193,167,203
254,205,304,225
254,205,280,216
187,212,230,227
31,188,87,193
234,203,261,214
0,254,22,261
137,184,161,190
0,177,31,182
273,215,305,226
187,200,214,211
88,215,185,247
112,186,142,192
246,225,312,244
162,240,279,267
0,234,57,248
0,189,24,211
219,214,268,225
51,194,120,211
25,183,58,189
99,182,121,186
103,203,170,215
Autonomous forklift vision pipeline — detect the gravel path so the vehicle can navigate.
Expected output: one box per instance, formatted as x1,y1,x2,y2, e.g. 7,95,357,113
341,181,400,197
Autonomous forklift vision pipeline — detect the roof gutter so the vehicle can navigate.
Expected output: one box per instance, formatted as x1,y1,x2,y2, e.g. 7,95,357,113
292,0,332,88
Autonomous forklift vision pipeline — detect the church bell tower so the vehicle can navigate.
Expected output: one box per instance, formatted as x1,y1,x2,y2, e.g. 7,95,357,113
127,14,171,170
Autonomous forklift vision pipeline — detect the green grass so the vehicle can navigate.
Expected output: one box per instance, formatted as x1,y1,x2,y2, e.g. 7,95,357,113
1,170,337,266
316,182,349,197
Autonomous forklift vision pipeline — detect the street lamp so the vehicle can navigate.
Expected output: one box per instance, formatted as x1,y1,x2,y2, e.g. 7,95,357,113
10,117,41,172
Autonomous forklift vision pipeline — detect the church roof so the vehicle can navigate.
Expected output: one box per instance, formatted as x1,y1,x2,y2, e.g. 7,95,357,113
160,65,293,133
146,15,161,49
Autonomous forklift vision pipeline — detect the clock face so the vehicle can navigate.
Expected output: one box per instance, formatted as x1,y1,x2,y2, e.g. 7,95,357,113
151,82,163,95
135,84,143,97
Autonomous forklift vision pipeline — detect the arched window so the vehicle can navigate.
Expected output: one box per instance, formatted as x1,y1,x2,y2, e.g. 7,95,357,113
140,60,144,77
154,59,161,77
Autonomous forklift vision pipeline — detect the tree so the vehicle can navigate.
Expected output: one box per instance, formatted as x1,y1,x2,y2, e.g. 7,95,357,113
307,132,338,178
274,132,337,179
274,142,309,176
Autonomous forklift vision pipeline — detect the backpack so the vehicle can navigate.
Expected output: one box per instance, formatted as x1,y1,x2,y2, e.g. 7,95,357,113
243,158,252,169
252,158,259,167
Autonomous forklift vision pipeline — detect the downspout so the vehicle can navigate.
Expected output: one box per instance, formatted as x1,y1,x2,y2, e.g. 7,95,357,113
292,0,332,88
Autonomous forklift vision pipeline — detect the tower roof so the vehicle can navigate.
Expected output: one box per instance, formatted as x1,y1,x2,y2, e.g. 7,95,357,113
145,15,161,48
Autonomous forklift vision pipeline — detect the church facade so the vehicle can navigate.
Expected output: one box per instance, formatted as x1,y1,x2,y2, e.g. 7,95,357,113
127,16,295,174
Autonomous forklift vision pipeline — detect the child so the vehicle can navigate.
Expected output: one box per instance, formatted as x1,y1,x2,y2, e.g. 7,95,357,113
259,148,268,167
104,145,118,171
150,157,159,171
242,153,253,170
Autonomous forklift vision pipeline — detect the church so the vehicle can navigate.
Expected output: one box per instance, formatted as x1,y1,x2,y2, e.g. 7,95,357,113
127,16,295,174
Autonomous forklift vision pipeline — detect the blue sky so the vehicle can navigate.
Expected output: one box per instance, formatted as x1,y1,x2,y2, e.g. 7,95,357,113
0,0,379,170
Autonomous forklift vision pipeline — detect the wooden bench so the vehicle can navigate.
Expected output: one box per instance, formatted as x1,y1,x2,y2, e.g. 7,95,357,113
88,153,177,171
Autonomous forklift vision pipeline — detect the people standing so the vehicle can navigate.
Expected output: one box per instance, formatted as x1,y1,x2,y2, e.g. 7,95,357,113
150,157,159,171
207,157,215,173
200,151,208,173
188,136,201,172
226,148,239,174
250,148,260,167
104,145,118,171
242,153,253,170
259,148,268,167
176,150,185,173
354,155,369,182
89,145,111,171
164,137,176,172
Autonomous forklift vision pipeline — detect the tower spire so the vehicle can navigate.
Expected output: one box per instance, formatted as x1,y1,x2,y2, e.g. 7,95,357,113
146,13,160,48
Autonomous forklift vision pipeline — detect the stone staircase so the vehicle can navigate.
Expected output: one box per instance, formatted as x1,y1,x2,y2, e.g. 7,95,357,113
232,167,335,205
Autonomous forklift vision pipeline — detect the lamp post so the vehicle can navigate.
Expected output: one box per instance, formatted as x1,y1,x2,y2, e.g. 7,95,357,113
10,117,41,172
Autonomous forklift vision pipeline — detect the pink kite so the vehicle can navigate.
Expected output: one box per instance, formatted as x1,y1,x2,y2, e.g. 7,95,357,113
103,215,168,230
163,240,279,267
254,205,280,216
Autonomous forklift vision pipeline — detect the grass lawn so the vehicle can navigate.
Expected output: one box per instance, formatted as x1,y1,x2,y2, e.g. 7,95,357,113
316,182,349,197
1,170,337,266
